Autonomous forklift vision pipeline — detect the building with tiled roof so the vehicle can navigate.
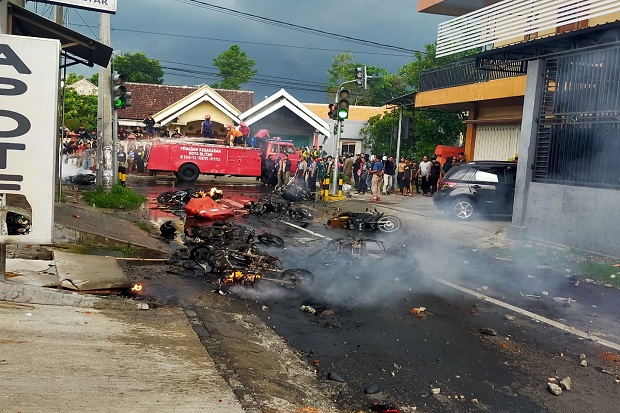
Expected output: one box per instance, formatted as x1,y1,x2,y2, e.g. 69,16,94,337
118,83,254,130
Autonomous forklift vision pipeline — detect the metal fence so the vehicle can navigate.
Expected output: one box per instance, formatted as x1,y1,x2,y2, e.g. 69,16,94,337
534,45,620,189
419,58,525,92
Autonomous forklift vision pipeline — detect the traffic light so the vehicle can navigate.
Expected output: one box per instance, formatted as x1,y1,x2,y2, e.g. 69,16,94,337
337,89,349,120
355,66,368,89
112,72,132,109
328,103,337,120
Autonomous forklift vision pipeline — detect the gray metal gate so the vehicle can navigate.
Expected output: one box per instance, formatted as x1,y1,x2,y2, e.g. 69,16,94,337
534,45,620,189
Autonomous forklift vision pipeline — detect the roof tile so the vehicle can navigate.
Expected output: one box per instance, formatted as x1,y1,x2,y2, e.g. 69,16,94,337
119,83,254,120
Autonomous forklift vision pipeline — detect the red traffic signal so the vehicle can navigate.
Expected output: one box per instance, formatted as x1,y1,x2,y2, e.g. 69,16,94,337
328,103,337,120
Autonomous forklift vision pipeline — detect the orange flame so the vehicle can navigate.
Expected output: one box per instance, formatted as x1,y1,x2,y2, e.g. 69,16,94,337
222,271,261,284
131,283,143,293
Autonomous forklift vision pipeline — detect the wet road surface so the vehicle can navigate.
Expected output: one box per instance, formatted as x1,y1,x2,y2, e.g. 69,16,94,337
130,175,620,412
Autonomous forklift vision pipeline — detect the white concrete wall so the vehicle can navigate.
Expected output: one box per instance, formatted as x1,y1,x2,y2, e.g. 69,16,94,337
522,182,620,257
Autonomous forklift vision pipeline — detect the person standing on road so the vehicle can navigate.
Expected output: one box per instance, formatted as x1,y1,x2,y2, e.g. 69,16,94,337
401,159,412,196
419,155,432,196
410,160,420,194
429,154,442,195
307,156,318,193
443,156,453,175
370,155,384,202
356,157,368,194
295,156,308,189
201,115,213,139
343,154,354,185
352,154,362,190
281,153,292,185
382,156,395,195
396,157,406,194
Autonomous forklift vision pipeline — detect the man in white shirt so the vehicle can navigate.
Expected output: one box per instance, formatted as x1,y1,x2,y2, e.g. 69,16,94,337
418,155,432,196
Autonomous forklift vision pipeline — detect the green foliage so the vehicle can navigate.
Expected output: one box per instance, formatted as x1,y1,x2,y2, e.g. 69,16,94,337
83,184,146,209
361,107,466,161
89,73,99,86
211,45,257,90
113,52,164,84
413,109,466,158
61,88,97,131
326,52,407,107
66,72,84,85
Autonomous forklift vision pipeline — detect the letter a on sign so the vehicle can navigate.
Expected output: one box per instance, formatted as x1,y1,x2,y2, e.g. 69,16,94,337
0,35,59,243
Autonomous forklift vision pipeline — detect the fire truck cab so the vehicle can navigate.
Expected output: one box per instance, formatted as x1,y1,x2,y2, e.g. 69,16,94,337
146,139,300,182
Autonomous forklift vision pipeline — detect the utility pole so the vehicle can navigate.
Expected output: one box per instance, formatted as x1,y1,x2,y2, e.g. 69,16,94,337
96,12,113,188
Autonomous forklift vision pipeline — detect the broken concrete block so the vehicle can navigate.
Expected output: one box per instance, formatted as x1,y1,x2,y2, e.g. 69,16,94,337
580,360,588,367
548,383,562,395
505,315,516,321
560,377,571,391
480,328,497,336
430,388,441,395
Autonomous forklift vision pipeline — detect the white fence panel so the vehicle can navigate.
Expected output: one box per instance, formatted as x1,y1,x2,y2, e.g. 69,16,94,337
437,0,620,57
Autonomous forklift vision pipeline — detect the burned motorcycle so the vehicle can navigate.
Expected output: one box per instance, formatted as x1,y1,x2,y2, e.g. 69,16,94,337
326,209,401,233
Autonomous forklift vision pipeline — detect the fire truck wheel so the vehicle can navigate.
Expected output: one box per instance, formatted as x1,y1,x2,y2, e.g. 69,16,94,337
178,163,200,182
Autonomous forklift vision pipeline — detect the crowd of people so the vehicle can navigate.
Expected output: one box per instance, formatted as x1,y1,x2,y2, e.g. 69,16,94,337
61,124,98,172
261,150,468,203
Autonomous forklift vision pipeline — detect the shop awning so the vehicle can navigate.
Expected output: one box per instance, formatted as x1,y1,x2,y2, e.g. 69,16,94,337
8,3,113,68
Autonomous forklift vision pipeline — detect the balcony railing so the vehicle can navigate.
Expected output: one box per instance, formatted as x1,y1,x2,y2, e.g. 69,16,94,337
418,58,526,92
436,0,620,57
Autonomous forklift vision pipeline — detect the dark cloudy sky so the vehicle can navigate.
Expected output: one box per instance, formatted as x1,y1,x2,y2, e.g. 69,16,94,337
29,0,448,103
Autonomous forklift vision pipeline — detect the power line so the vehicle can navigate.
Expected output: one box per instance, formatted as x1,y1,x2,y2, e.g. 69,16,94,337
66,24,412,58
158,59,326,88
161,66,329,94
170,0,421,54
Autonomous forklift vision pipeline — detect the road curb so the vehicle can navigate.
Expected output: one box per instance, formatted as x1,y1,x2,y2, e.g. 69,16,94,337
0,281,143,310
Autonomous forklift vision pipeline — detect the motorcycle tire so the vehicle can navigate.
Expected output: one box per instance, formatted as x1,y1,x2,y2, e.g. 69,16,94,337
257,233,285,247
251,201,268,215
376,215,402,233
280,268,314,287
157,192,175,204
189,246,216,273
289,207,312,224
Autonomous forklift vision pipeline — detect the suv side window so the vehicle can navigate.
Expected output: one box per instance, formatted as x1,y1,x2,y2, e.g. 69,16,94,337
475,167,505,183
445,166,475,181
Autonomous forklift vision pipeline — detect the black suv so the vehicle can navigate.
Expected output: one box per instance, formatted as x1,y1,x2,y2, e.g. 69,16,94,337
433,161,517,220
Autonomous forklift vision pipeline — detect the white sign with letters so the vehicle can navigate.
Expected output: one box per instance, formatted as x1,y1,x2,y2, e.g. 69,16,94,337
34,0,117,14
0,34,59,243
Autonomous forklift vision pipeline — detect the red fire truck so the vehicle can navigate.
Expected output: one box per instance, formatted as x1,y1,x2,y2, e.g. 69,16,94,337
146,139,300,182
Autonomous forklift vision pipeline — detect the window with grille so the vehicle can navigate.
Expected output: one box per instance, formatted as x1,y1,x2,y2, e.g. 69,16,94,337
534,46,620,189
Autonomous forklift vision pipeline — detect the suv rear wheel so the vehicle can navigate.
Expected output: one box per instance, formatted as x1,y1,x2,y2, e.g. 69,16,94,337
452,198,475,220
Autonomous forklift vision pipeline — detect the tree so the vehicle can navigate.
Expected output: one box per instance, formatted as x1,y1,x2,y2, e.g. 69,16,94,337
211,45,257,90
61,88,98,131
66,72,84,85
325,52,407,106
112,52,164,84
89,73,99,86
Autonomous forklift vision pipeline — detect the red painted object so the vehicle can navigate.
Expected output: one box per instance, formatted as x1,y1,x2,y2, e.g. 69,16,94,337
184,197,234,219
146,139,299,182
370,399,400,413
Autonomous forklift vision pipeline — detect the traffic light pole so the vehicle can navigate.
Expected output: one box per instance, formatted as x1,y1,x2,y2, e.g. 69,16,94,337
329,80,356,195
97,12,113,188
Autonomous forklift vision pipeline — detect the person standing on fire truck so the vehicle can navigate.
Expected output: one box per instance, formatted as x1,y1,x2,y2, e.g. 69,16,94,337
201,115,213,139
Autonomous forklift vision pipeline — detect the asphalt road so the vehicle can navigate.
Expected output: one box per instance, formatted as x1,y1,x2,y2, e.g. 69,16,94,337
131,175,620,413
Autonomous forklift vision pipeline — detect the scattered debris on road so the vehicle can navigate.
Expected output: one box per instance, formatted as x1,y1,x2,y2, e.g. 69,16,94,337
548,383,562,396
430,388,441,395
364,383,380,394
505,315,516,321
409,307,426,314
560,377,572,391
480,328,498,336
301,305,317,315
327,371,345,382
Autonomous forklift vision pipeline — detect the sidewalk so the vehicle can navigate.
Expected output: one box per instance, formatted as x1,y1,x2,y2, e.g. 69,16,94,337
0,302,244,413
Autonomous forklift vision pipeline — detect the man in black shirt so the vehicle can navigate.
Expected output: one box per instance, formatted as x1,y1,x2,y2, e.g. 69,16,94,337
429,154,442,195
382,156,396,195
352,154,362,190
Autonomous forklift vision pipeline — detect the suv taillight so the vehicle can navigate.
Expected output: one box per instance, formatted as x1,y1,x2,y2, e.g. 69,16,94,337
441,181,457,190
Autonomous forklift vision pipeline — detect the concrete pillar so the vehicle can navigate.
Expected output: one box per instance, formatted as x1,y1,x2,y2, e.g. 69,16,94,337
464,104,477,161
508,59,545,238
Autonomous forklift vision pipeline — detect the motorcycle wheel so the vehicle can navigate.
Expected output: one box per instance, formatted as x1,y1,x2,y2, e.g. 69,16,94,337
289,207,312,224
257,233,285,247
157,192,175,203
251,201,267,215
377,215,402,233
189,246,215,273
280,268,315,287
